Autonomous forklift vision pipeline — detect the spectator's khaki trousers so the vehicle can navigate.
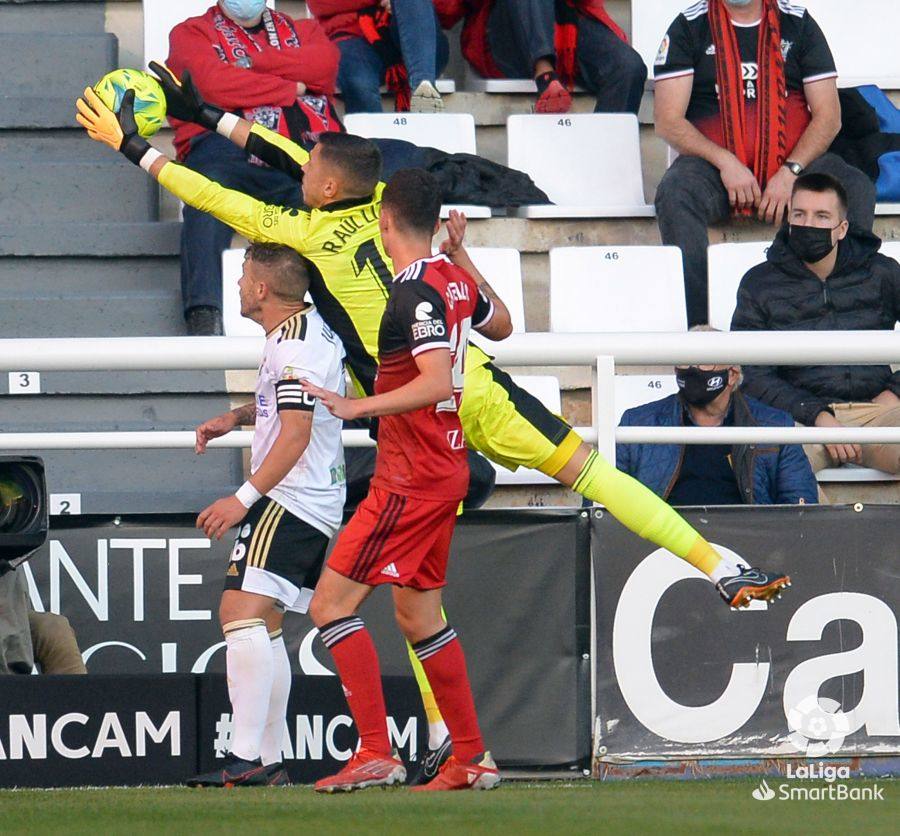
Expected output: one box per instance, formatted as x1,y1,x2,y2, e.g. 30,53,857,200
804,402,900,475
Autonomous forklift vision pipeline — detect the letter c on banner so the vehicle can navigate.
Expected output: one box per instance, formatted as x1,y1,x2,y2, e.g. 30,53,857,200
51,713,90,759
81,641,147,665
613,549,769,743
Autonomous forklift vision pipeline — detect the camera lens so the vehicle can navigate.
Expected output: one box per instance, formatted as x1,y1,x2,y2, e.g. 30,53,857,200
0,464,41,534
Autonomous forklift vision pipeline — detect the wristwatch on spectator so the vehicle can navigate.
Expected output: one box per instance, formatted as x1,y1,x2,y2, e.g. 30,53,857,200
784,160,804,176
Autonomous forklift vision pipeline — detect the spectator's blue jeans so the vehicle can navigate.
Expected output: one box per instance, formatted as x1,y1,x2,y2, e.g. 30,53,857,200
337,0,449,114
180,132,303,314
487,0,647,114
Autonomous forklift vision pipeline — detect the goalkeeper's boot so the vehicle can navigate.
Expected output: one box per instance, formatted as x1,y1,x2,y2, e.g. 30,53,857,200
717,565,791,609
265,762,291,786
407,733,452,786
411,751,500,792
314,748,406,793
185,754,268,787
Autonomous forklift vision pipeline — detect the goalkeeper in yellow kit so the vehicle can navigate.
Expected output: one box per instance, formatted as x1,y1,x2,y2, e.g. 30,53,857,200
76,72,790,783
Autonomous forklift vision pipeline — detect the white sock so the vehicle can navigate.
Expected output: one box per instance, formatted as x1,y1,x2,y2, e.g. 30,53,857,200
428,719,450,749
259,632,292,766
224,619,273,761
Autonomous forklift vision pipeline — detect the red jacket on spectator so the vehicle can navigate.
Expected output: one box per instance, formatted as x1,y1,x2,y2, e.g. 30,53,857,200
433,0,626,78
166,5,339,159
306,0,373,41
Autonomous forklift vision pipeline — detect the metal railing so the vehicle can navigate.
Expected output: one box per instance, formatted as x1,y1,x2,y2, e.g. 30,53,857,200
1,332,899,464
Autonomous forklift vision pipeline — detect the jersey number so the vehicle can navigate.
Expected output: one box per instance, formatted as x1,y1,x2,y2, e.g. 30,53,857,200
352,239,392,295
436,315,472,413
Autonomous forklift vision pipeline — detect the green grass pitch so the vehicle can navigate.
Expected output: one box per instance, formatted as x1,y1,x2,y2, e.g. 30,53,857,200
0,779,896,835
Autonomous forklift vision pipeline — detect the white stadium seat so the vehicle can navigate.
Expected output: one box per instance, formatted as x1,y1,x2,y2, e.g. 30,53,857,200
143,0,277,68
343,113,490,219
549,246,687,332
462,248,526,349
492,376,562,486
634,0,900,89
707,241,771,330
343,113,476,155
506,114,654,218
221,247,263,337
880,241,900,264
614,374,679,424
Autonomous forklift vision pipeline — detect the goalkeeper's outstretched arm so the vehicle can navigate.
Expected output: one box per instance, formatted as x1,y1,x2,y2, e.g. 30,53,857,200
149,61,309,180
74,86,311,251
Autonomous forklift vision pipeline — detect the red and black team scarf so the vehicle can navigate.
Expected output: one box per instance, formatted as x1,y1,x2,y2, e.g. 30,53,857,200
554,0,627,89
358,6,411,112
212,8,339,143
709,0,787,203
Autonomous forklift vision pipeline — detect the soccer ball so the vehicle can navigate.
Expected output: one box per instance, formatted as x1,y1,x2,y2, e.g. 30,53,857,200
93,68,166,138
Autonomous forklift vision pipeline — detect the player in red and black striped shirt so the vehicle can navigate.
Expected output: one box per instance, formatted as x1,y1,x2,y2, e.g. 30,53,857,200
301,168,512,793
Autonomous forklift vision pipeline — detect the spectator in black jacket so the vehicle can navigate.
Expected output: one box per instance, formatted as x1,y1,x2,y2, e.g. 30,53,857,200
732,173,900,475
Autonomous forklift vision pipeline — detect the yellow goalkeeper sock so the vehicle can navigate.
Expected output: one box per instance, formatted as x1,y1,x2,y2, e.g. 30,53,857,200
570,449,726,579
406,611,449,749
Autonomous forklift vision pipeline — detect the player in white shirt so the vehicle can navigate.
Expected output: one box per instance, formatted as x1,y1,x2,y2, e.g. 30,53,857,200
187,243,346,788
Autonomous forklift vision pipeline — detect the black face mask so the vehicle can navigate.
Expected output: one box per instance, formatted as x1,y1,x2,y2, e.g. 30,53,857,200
788,223,840,264
676,367,729,406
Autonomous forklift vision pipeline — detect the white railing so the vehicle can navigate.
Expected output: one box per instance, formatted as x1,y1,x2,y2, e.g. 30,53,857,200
2,332,899,464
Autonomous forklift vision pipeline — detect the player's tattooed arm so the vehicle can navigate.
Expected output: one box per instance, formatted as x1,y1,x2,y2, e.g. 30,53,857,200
230,402,257,426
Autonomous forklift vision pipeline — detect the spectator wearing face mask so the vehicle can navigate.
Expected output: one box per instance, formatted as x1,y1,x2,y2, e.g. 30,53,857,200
652,0,876,327
165,0,341,335
732,172,900,476
616,329,818,505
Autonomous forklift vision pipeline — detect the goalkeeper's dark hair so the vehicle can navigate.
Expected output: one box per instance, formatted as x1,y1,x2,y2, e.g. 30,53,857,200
381,168,442,236
245,242,310,301
317,132,382,197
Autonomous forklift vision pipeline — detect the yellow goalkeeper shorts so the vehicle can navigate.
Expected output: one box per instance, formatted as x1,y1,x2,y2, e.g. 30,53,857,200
459,361,582,476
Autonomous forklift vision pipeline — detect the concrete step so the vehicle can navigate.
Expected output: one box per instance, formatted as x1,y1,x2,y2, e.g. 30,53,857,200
0,1,105,34
0,222,181,256
6,371,231,397
0,256,184,337
0,392,244,514
0,160,159,224
0,33,116,128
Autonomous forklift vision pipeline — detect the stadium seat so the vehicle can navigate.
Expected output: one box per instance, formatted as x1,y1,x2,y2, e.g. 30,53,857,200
634,0,900,89
464,70,585,94
343,112,476,155
492,376,561,486
222,247,263,337
549,246,687,332
506,114,654,218
707,241,771,330
614,374,679,424
143,0,276,68
461,248,526,349
880,241,900,264
343,113,490,219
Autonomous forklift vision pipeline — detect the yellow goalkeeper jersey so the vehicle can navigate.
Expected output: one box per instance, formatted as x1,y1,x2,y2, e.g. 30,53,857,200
158,124,490,395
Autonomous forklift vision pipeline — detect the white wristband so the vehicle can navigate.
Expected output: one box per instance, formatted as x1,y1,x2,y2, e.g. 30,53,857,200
138,147,164,173
235,481,263,509
216,112,240,139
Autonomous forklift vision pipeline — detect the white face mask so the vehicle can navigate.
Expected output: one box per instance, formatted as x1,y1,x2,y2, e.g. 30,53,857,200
220,0,266,25
725,0,755,7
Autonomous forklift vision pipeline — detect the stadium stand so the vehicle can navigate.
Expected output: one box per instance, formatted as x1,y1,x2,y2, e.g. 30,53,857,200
2,0,898,509
549,246,687,332
0,0,243,513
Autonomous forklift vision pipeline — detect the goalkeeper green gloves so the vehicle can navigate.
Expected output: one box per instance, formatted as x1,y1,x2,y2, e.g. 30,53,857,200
148,61,229,132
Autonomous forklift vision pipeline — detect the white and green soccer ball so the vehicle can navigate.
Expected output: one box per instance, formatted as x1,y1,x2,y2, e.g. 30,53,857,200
93,68,166,138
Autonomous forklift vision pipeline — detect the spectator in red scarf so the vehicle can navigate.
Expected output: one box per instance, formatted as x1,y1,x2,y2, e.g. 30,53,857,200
165,1,340,335
653,0,875,327
433,0,646,114
308,0,449,114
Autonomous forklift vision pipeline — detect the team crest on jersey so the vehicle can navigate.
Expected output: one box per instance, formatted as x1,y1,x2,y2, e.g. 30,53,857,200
781,39,793,58
655,34,670,66
281,366,298,380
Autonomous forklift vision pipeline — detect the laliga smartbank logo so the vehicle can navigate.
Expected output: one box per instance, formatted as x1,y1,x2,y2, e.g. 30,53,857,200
751,696,885,802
